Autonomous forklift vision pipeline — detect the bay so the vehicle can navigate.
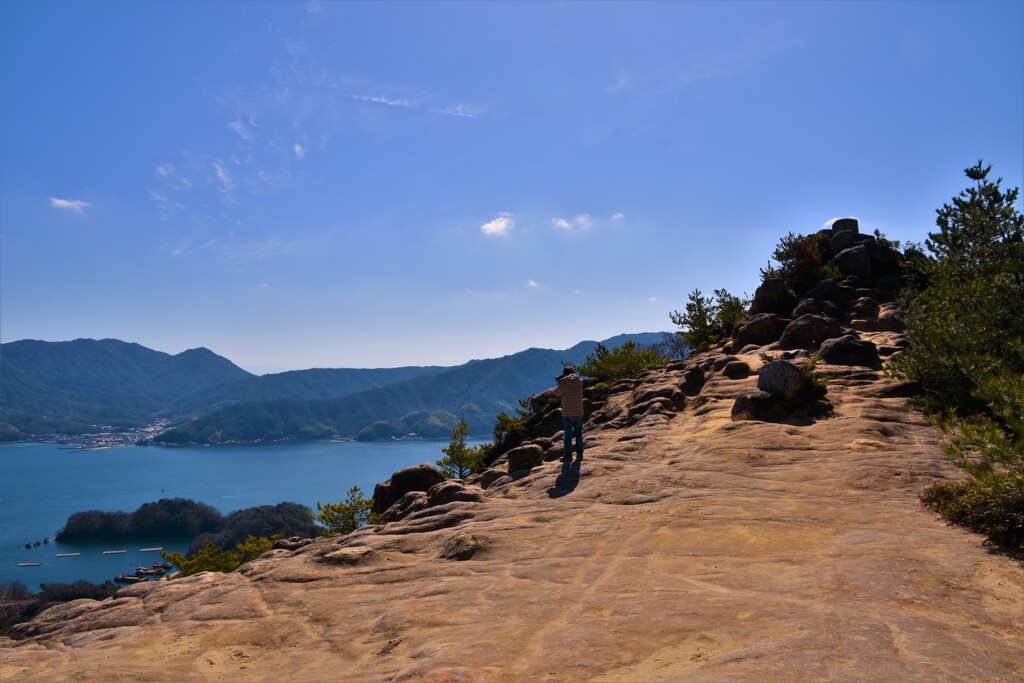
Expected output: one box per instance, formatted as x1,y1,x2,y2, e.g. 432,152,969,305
0,439,483,588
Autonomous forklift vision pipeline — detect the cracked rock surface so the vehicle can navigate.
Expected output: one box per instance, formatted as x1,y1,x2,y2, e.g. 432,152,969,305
3,330,1022,682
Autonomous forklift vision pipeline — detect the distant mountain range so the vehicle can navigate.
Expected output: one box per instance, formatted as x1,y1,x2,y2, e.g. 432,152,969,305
0,333,667,443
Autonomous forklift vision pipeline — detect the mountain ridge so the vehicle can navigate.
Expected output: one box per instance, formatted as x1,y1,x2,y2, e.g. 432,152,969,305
0,333,667,442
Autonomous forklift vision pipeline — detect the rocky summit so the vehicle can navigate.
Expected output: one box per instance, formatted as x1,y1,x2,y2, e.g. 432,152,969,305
3,233,1023,681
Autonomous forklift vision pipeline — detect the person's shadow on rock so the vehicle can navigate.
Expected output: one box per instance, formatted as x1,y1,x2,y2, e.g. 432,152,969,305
547,455,582,498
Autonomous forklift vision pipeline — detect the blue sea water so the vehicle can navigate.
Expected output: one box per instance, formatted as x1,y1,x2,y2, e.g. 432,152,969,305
0,439,482,588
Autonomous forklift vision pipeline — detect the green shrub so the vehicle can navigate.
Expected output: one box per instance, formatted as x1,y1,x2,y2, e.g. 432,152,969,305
579,341,668,384
310,486,379,536
161,534,278,576
922,472,1023,552
889,161,1024,552
760,231,841,294
669,289,750,348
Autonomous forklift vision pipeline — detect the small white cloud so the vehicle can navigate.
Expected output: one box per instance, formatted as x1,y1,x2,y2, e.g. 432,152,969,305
572,289,583,295
527,279,540,288
259,282,269,288
306,0,322,13
294,144,306,158
437,104,480,119
155,163,175,177
552,214,592,230
350,94,412,108
49,197,92,214
612,212,625,220
481,213,514,236
648,296,658,302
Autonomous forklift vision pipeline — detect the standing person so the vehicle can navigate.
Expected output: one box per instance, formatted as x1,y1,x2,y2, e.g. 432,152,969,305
552,365,585,461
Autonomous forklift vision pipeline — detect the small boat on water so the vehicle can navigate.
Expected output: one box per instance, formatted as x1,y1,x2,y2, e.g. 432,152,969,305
55,553,80,557
153,561,173,570
135,566,165,576
113,573,146,585
16,562,43,567
102,550,128,554
139,547,163,552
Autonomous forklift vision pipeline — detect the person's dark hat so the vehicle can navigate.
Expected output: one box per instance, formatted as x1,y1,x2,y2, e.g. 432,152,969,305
561,365,575,376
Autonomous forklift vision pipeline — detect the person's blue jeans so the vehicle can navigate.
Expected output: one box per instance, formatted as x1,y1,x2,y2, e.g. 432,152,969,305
563,415,584,458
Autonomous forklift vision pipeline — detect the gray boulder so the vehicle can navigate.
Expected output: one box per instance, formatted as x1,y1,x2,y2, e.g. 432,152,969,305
722,360,751,379
757,360,804,400
750,278,797,316
831,217,859,234
877,307,905,332
780,314,844,350
830,229,857,255
731,390,780,421
817,335,882,369
505,444,545,472
863,241,902,277
851,297,880,318
734,313,787,347
373,463,446,515
791,297,841,319
426,480,485,507
381,491,428,523
831,245,871,279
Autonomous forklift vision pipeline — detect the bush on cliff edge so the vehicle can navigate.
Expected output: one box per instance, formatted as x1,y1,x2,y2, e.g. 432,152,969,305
892,161,1024,552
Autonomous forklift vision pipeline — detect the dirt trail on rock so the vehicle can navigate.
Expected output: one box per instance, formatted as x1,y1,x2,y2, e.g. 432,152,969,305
3,343,1022,682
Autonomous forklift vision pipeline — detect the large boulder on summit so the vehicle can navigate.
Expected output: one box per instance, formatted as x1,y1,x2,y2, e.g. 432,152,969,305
734,313,787,348
779,314,844,350
831,217,859,234
863,241,903,277
757,360,804,400
373,463,446,515
818,335,882,369
750,278,797,316
831,245,871,279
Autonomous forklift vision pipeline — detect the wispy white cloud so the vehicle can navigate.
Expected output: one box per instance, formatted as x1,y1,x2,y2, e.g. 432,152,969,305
551,214,592,230
527,279,540,288
49,197,92,214
294,143,306,158
228,119,255,142
436,104,481,119
481,213,514,236
648,296,658,302
213,161,235,194
348,93,413,108
612,212,625,220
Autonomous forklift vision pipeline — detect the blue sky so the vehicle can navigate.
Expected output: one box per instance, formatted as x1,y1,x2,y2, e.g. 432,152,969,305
2,1,1021,374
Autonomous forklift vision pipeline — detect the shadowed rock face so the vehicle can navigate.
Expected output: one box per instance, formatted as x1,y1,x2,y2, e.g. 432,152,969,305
4,276,1023,681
